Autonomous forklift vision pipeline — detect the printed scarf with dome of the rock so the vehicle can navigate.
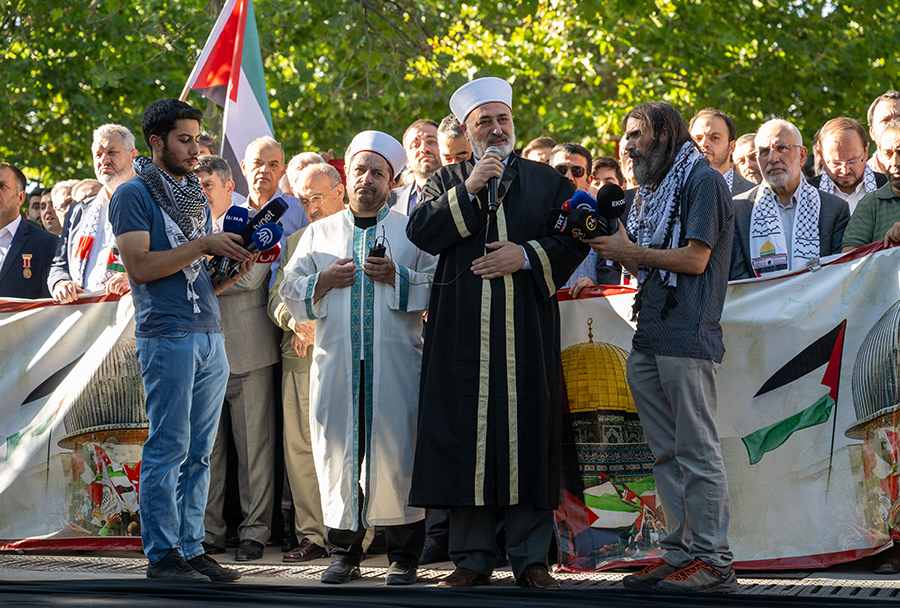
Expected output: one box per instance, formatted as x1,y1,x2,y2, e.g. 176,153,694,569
749,178,820,277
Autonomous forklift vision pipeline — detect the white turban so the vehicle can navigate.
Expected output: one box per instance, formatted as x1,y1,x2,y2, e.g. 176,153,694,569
346,130,406,179
449,77,513,124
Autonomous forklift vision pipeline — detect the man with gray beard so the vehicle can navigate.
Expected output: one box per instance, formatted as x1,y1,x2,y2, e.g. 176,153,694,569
730,119,849,280
408,77,588,589
585,101,736,593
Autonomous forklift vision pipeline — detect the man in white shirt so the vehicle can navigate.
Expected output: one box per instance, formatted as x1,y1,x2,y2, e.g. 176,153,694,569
48,124,138,301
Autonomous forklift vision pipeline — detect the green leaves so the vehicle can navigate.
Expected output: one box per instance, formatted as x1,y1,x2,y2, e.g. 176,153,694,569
3,0,898,186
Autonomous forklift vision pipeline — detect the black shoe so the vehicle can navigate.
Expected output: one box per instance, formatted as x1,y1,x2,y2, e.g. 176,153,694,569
147,549,209,581
234,539,265,562
281,536,298,553
201,541,225,555
420,537,449,565
321,560,361,584
225,531,240,549
385,561,417,585
187,553,242,582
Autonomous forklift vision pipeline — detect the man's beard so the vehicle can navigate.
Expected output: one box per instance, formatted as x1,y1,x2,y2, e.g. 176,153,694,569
96,163,131,188
763,162,794,190
831,170,863,190
412,156,441,180
161,143,195,177
470,131,516,161
351,185,387,214
631,140,665,187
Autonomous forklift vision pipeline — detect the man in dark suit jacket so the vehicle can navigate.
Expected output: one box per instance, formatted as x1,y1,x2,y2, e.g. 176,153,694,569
388,119,442,216
0,163,57,299
689,108,756,196
730,120,850,280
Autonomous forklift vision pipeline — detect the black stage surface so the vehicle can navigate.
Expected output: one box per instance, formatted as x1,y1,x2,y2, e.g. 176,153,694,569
2,579,899,608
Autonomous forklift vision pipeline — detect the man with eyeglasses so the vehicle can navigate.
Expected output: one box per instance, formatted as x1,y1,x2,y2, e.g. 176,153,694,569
269,162,345,565
730,119,849,280
389,119,442,216
202,141,284,562
689,108,755,195
841,119,900,255
732,133,762,185
866,91,900,175
809,118,887,214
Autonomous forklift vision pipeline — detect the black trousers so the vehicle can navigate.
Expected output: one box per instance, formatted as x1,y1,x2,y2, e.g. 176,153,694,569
324,361,425,567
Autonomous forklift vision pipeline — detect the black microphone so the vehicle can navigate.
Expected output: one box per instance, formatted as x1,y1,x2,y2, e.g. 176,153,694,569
594,183,627,235
209,206,249,279
486,146,500,214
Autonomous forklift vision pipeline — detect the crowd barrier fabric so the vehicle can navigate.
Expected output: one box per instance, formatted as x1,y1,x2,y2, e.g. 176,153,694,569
2,247,900,570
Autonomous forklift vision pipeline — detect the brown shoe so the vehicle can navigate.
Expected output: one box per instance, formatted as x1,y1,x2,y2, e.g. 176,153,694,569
437,566,492,588
515,564,560,589
283,538,327,563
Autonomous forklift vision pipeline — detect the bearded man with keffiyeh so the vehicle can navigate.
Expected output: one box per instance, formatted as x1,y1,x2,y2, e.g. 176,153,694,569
730,119,850,280
109,98,256,584
809,117,887,214
584,101,737,594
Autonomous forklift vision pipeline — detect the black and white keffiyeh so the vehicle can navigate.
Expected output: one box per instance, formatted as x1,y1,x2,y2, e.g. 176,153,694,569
816,163,878,197
626,141,702,289
71,195,104,287
133,156,209,313
748,178,821,277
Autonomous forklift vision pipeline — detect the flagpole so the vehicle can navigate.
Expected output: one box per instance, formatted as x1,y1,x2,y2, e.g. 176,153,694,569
179,83,191,102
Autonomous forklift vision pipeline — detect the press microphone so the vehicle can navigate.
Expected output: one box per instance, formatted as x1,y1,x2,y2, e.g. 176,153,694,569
258,243,281,265
240,197,289,245
486,146,500,214
545,208,571,236
225,223,285,279
210,206,249,278
569,185,627,236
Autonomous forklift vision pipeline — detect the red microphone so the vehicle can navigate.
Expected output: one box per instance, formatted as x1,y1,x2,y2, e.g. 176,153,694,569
258,243,281,264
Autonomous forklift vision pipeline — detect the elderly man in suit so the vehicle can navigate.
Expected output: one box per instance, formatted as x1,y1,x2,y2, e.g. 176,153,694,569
730,119,849,280
0,163,57,299
202,148,282,562
388,119,442,216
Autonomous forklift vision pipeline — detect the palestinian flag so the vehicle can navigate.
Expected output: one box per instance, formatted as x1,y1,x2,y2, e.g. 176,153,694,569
742,321,846,465
181,0,273,196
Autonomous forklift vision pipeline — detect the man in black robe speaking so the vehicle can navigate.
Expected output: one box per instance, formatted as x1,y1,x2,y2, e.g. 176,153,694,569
407,77,588,589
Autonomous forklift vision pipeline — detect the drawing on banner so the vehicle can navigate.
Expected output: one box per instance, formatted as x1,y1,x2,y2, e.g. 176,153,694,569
556,316,659,571
55,337,146,539
847,300,900,545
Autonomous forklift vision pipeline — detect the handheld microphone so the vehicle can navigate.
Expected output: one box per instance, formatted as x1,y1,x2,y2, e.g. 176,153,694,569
594,183,627,235
486,146,500,214
240,197,289,245
258,243,281,265
210,206,249,278
225,223,285,279
545,208,572,236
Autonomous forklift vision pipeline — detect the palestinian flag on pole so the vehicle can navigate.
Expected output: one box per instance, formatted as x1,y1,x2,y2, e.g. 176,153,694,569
181,0,273,196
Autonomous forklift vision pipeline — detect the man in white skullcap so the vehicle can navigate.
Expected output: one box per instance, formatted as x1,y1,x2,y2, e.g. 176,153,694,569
407,78,588,589
279,131,437,586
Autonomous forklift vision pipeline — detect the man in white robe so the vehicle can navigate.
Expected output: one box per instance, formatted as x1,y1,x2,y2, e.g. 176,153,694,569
279,131,436,586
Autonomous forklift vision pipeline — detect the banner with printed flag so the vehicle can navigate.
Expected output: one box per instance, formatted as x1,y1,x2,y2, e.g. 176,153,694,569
3,246,900,569
181,0,273,196
555,244,900,571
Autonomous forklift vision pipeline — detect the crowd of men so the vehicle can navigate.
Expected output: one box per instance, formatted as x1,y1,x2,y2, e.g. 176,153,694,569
1,83,899,591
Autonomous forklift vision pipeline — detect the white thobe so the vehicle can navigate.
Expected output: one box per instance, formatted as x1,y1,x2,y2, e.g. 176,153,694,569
279,206,436,530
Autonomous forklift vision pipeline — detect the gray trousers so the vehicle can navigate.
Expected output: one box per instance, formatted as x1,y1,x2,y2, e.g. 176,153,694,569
626,350,733,568
282,370,325,547
449,504,552,579
205,365,275,546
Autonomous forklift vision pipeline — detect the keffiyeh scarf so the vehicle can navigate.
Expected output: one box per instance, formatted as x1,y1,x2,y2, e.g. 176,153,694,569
749,178,821,277
71,195,105,287
626,141,702,289
816,163,878,197
133,156,209,313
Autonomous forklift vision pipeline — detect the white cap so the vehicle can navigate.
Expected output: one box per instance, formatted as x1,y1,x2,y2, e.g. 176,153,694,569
449,77,513,124
346,130,406,179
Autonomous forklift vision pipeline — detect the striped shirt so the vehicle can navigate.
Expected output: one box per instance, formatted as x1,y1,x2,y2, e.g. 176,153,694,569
632,162,734,363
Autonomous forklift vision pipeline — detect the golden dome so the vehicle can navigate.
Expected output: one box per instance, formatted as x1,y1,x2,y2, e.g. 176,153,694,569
562,318,636,414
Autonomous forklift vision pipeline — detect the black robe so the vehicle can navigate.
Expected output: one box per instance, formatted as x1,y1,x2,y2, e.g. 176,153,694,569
406,155,589,510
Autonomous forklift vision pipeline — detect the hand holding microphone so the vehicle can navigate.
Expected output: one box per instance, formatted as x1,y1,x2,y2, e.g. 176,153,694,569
465,147,503,202
209,206,249,279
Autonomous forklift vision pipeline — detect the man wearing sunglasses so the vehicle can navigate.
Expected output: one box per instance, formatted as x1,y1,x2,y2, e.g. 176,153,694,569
550,143,592,193
730,119,849,280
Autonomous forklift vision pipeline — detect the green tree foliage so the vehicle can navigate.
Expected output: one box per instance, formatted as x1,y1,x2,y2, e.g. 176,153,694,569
2,0,898,185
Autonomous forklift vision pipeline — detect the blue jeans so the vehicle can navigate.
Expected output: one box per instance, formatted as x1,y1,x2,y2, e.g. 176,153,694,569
135,331,229,564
